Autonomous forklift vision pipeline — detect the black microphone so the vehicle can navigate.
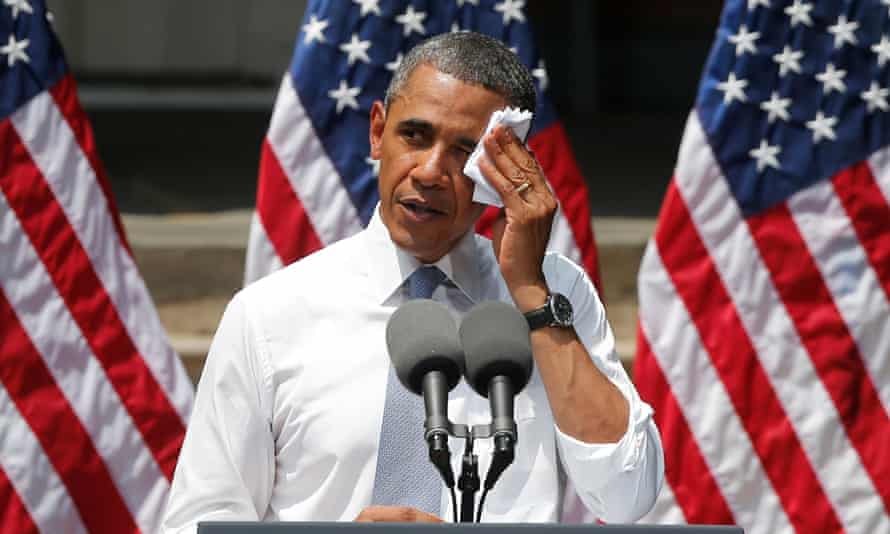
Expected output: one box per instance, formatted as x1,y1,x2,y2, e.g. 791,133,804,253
385,299,465,489
459,301,533,491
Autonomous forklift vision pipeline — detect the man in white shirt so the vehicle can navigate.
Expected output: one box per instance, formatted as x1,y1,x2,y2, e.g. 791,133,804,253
163,32,663,532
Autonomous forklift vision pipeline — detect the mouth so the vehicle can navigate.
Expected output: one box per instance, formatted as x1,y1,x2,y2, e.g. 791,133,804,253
399,198,447,220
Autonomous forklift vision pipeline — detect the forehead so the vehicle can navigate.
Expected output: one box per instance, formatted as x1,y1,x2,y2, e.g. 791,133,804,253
389,64,507,133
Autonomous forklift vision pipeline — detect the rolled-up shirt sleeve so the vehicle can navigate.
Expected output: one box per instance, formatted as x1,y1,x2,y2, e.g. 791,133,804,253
543,253,665,523
162,292,276,534
555,395,664,523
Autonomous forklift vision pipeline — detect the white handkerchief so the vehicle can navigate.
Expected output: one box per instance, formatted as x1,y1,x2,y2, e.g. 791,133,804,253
463,107,533,207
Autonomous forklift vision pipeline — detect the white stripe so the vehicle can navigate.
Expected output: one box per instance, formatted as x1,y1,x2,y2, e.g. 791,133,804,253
788,179,890,412
245,211,285,285
867,145,890,206
638,474,686,525
638,241,793,534
547,208,583,265
673,113,887,532
267,75,364,245
0,383,87,534
0,193,169,534
10,92,193,423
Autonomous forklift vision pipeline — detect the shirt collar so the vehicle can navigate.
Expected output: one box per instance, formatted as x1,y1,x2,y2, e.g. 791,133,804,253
362,205,486,305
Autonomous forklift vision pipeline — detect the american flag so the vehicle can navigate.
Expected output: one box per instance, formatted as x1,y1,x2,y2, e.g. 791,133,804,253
635,0,890,532
0,1,193,532
244,0,601,294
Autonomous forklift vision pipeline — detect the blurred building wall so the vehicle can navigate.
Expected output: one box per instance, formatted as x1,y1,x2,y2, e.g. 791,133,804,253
48,0,307,81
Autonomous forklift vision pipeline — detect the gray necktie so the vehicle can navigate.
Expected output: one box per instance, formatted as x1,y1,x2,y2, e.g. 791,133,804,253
372,266,447,515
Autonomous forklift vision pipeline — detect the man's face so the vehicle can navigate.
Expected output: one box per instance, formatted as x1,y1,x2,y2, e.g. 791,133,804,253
369,63,506,263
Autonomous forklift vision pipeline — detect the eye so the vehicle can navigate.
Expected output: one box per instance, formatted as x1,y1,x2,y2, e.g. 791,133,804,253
454,145,474,158
399,127,425,145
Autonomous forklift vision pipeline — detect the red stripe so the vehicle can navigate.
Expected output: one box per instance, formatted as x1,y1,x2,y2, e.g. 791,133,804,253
633,327,735,525
833,162,890,302
0,466,39,534
656,181,844,533
0,121,185,481
747,201,890,512
0,289,138,533
474,205,499,240
48,75,132,257
528,122,602,291
256,139,323,264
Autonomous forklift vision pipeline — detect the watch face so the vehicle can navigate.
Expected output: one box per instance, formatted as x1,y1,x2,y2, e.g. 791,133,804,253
550,293,574,326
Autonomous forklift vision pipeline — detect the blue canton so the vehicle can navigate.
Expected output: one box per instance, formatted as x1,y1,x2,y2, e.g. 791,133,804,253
291,0,557,226
697,0,890,216
0,0,66,122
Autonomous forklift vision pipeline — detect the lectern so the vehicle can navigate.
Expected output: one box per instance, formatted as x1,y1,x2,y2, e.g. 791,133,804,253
198,523,743,533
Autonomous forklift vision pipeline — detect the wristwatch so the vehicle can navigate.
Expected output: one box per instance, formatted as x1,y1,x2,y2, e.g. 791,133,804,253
524,292,574,330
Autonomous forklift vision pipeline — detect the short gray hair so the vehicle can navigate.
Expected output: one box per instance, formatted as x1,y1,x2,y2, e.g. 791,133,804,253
384,31,536,114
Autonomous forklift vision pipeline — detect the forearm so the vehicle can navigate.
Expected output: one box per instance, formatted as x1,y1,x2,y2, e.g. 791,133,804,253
530,325,629,443
510,262,664,521
512,282,629,444
519,287,661,521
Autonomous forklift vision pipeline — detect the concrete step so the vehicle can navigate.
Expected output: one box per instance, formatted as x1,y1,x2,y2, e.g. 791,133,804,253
122,211,654,383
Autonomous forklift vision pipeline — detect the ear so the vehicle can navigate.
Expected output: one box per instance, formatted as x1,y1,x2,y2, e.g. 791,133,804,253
369,101,386,160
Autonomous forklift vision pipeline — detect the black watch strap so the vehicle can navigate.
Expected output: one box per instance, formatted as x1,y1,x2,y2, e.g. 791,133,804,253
524,293,573,330
524,305,553,330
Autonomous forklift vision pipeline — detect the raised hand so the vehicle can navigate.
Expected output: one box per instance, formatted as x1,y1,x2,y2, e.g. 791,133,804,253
478,124,557,312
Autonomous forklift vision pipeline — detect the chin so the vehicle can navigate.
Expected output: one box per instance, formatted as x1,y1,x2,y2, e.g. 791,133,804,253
387,226,429,255
404,240,446,263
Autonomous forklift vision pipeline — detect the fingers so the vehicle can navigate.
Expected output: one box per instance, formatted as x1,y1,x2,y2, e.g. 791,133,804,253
478,127,555,295
490,125,547,190
479,125,556,210
355,505,443,523
477,150,527,211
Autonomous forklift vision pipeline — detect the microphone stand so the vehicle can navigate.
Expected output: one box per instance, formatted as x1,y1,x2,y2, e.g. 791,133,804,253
457,434,479,522
430,419,515,523
421,374,519,522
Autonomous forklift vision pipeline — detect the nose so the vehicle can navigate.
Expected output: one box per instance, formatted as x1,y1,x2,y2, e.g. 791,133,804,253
411,146,449,189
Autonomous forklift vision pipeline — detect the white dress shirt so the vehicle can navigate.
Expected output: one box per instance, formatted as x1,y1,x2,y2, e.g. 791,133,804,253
162,210,664,533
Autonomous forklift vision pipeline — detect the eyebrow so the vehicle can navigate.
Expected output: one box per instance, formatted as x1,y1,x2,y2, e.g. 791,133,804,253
398,118,479,151
455,135,478,151
398,118,433,135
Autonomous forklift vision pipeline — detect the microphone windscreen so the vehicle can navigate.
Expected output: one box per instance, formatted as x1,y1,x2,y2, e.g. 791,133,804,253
459,301,533,397
385,299,464,394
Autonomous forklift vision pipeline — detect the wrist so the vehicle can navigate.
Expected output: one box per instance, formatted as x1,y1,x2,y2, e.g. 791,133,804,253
510,281,549,313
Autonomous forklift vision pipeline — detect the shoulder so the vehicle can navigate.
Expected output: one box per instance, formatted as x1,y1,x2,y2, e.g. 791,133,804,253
238,231,367,318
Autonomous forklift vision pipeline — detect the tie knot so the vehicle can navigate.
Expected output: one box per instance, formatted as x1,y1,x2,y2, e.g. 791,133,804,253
406,266,446,300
